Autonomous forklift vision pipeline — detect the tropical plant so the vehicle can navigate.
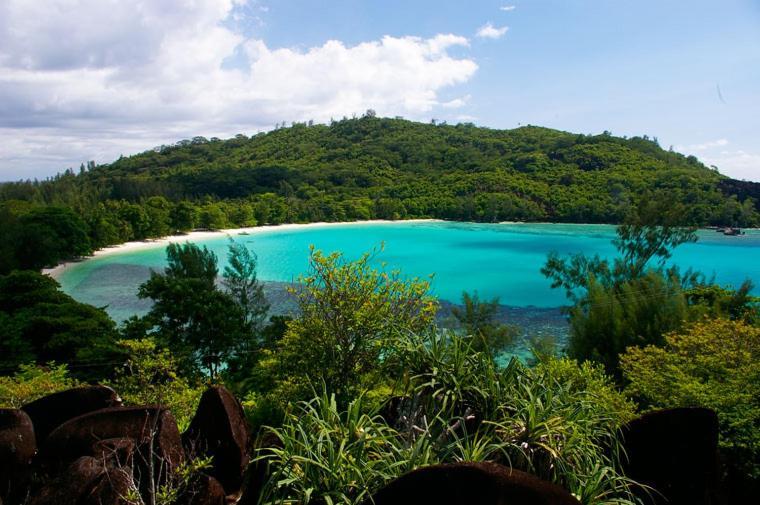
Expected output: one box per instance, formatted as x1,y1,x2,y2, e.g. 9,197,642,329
0,362,79,408
255,391,438,505
263,246,437,406
108,338,204,430
621,318,760,484
451,291,517,355
137,242,250,377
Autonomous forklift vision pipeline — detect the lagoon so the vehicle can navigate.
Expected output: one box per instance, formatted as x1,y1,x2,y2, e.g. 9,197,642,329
54,221,760,326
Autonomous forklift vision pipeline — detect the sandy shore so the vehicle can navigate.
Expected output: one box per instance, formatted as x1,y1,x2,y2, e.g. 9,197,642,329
43,219,441,280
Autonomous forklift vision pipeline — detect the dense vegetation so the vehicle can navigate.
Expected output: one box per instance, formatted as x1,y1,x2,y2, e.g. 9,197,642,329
1,117,759,502
1,212,758,502
1,115,759,272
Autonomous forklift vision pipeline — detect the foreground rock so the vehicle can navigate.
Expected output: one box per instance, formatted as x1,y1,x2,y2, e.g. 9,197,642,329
178,474,227,505
0,409,37,504
182,386,251,496
365,462,580,505
620,407,720,505
21,385,122,444
43,406,184,500
237,431,283,505
30,455,139,505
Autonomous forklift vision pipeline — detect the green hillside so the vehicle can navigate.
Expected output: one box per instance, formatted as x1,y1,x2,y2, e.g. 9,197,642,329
88,117,755,224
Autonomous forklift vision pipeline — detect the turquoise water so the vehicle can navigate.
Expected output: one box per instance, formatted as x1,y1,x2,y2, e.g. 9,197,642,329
56,221,760,323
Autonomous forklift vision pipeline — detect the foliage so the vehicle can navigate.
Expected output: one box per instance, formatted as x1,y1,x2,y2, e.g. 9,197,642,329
542,199,702,376
0,270,119,378
0,203,92,273
0,363,79,408
451,291,517,355
258,331,639,505
566,271,690,376
392,331,638,504
223,239,270,333
262,246,437,406
155,456,214,505
137,242,251,377
685,281,760,323
256,392,437,505
108,338,204,431
542,196,697,302
620,318,760,481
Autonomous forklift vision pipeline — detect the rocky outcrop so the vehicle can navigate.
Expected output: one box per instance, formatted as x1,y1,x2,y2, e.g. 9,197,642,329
237,431,283,505
43,405,185,501
620,407,720,505
0,409,37,504
365,462,581,505
182,386,251,496
29,455,139,505
177,474,226,505
21,385,122,443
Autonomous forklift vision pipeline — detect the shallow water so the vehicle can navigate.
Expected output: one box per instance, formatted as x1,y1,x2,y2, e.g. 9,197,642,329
57,221,760,327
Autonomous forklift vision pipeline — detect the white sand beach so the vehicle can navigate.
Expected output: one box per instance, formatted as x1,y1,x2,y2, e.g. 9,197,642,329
42,219,441,280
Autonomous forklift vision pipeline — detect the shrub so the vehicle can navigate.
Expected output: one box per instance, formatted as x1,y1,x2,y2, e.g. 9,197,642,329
621,318,760,482
255,392,438,504
0,362,79,408
108,338,204,430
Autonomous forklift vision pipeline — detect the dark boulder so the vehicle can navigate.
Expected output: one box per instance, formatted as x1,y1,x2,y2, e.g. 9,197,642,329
620,407,720,505
91,437,136,468
365,462,580,505
44,406,184,498
176,474,226,505
29,455,138,505
22,385,121,444
0,408,36,504
182,386,251,495
238,430,283,505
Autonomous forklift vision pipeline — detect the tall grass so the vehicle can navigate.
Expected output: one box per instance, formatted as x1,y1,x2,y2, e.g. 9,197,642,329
255,331,642,505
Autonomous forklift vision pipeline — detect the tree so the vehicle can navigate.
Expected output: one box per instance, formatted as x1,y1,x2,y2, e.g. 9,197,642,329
541,196,699,376
171,201,198,232
16,206,92,270
451,291,516,355
222,240,269,333
0,363,79,408
265,246,437,406
0,271,119,379
621,319,760,491
108,338,204,430
138,242,249,377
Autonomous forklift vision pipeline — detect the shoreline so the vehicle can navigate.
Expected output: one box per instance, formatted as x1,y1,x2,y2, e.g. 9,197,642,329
43,219,442,280
42,218,759,281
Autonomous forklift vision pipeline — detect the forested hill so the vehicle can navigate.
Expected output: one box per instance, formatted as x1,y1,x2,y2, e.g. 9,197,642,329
1,116,758,272
90,117,756,224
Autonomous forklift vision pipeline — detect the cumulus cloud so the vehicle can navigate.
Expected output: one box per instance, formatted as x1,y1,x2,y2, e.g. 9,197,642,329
0,0,478,180
500,5,517,12
675,138,729,152
675,139,760,181
476,23,509,39
700,150,760,181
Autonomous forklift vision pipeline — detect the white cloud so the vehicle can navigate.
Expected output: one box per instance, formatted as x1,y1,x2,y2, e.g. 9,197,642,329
674,139,760,181
700,150,760,182
500,5,517,12
476,23,509,40
441,95,471,109
675,138,729,152
0,0,478,180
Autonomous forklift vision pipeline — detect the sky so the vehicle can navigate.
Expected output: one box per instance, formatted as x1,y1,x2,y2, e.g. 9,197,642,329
0,0,758,182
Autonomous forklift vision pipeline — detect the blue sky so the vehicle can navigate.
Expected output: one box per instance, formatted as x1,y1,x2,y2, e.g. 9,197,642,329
0,0,758,181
